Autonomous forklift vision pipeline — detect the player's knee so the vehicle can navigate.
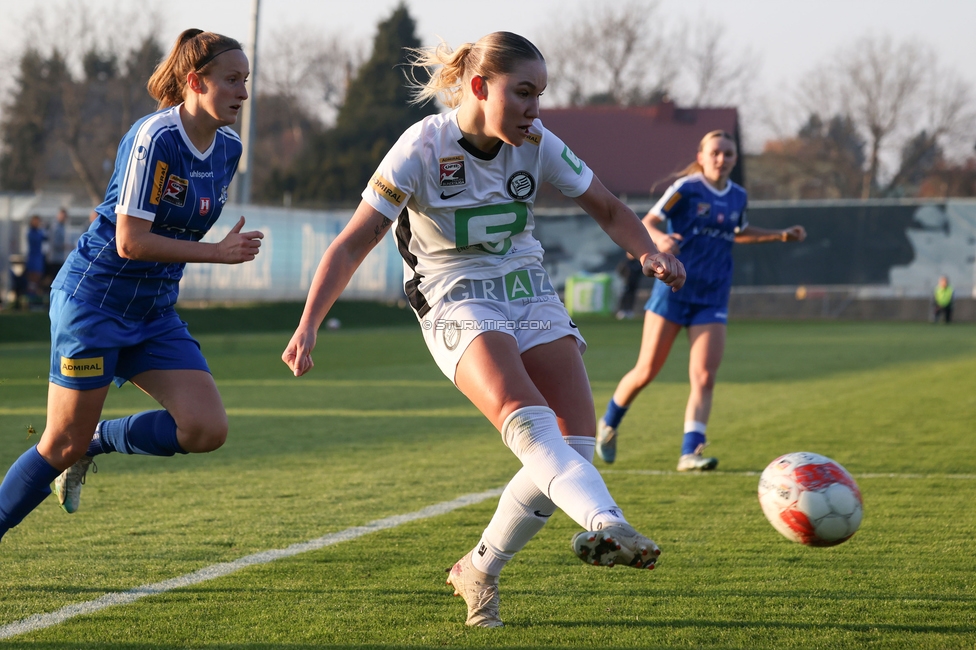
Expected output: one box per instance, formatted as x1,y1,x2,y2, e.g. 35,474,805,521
179,412,228,453
691,368,717,392
631,363,659,388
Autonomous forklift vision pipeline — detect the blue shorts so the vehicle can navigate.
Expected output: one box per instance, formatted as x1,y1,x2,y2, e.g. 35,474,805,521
49,290,210,390
645,281,729,327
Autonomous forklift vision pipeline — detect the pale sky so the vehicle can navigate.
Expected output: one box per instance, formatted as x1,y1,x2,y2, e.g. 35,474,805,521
1,0,974,152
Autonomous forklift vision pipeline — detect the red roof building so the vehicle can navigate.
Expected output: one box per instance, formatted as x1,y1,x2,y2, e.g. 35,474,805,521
537,102,741,202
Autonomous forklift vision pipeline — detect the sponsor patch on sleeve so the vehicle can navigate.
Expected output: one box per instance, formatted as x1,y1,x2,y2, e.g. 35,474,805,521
663,191,682,212
524,131,542,146
60,356,105,378
369,174,406,207
150,161,169,205
560,145,583,175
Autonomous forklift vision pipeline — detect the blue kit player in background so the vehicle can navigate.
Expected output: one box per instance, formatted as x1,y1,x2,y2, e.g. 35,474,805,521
597,130,805,471
0,29,263,541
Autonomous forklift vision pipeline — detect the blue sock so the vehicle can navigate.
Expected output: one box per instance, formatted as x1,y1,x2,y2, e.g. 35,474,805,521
97,410,187,456
602,398,629,429
86,422,104,457
0,446,62,540
681,431,707,456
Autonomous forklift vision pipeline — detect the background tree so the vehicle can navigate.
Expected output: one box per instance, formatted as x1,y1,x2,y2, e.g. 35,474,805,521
0,50,63,192
0,3,162,203
746,113,866,200
677,17,759,107
796,35,976,198
540,0,678,106
539,1,757,108
252,26,362,205
285,3,436,205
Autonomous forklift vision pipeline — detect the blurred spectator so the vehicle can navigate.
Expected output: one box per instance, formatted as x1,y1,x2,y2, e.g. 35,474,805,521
26,215,47,307
615,253,643,320
47,208,70,280
933,275,953,323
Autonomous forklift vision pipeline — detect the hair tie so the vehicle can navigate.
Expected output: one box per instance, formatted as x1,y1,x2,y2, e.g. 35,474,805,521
195,46,242,72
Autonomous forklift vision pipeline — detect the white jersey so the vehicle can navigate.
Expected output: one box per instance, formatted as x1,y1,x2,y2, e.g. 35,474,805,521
361,109,594,317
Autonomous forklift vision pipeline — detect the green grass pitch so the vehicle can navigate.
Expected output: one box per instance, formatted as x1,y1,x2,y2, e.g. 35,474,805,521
1,307,974,649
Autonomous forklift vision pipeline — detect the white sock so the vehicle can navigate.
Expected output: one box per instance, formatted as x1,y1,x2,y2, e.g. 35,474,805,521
501,406,626,531
471,435,599,576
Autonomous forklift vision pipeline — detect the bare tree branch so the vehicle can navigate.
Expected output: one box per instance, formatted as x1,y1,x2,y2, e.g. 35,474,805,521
540,0,678,106
678,17,760,107
261,25,362,129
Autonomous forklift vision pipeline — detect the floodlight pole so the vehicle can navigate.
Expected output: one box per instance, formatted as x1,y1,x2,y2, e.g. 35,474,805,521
235,0,260,205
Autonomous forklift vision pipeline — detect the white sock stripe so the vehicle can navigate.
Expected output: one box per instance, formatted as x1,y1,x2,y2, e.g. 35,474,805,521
684,420,707,434
500,405,558,452
564,436,595,463
0,487,504,641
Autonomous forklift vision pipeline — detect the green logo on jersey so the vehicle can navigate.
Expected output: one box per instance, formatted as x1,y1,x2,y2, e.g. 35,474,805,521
455,202,528,255
504,270,535,300
561,145,583,175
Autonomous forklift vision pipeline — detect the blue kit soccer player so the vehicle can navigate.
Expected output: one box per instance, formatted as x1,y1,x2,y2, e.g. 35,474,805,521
0,29,263,541
597,130,806,470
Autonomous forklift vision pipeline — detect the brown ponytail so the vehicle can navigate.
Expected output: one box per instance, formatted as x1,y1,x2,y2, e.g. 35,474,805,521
147,29,243,109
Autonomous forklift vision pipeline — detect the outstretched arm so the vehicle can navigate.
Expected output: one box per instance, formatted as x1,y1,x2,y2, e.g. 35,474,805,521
116,215,263,264
735,224,806,244
282,201,394,377
573,176,685,290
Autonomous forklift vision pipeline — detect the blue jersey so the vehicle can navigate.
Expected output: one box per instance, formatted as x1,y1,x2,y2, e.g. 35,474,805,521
53,106,241,320
650,173,748,305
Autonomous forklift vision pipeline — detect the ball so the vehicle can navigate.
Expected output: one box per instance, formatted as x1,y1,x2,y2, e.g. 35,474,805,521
758,452,862,547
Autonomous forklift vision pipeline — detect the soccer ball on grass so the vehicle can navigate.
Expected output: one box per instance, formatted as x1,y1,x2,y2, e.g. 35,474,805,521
758,452,862,547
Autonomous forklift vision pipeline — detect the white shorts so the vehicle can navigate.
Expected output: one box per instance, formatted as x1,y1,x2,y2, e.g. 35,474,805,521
419,265,586,383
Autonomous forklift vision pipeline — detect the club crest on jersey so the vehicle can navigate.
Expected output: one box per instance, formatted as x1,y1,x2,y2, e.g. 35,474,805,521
199,197,211,216
697,202,711,218
507,171,536,200
161,175,188,207
439,155,465,187
219,185,229,205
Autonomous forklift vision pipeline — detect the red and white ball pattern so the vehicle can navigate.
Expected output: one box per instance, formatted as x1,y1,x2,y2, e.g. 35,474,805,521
758,452,863,547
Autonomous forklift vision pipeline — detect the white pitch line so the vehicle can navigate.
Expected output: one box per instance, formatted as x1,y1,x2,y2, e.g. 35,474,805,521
603,469,976,480
0,487,504,641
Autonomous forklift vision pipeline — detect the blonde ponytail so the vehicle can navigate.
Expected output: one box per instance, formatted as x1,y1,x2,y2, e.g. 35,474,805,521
406,32,543,108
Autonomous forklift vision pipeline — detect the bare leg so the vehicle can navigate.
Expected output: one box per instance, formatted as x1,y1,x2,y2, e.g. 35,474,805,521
684,323,727,426
612,312,682,407
128,369,228,453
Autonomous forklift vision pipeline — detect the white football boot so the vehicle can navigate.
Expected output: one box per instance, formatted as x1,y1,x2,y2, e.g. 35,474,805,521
446,552,503,628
